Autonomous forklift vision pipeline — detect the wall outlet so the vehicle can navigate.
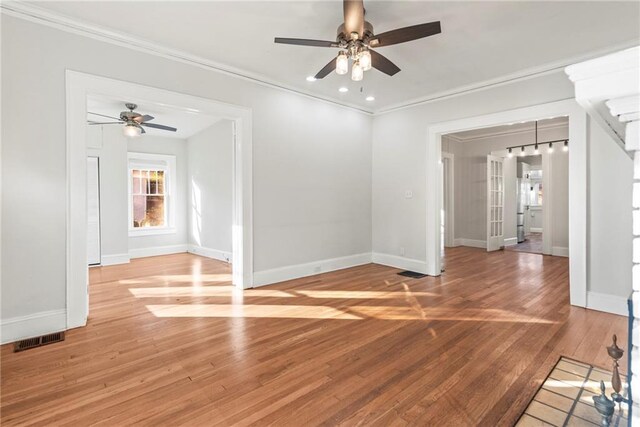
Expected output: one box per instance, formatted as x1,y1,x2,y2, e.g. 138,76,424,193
404,190,413,199
400,247,405,256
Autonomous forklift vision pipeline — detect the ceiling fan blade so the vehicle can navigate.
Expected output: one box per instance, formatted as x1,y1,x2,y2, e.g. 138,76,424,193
87,121,122,125
140,126,146,134
134,114,154,123
343,0,364,37
88,111,123,121
274,38,339,48
141,122,177,132
314,57,337,79
370,49,401,76
369,21,441,47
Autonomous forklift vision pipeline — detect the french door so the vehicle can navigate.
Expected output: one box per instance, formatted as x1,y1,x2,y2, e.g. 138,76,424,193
486,155,504,252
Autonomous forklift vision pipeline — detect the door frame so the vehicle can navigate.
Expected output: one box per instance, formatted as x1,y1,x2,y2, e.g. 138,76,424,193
441,152,455,248
66,71,254,329
426,99,587,307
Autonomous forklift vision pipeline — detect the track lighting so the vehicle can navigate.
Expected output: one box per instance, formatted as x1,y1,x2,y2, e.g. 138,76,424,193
548,142,554,154
508,148,513,158
520,146,526,157
534,144,539,155
563,140,569,152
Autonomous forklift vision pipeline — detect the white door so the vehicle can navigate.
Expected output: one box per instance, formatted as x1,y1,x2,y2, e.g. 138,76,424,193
487,155,504,252
87,157,101,265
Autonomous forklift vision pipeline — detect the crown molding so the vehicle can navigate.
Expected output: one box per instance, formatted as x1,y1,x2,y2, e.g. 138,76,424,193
2,2,638,117
375,40,640,116
0,1,373,115
445,120,568,143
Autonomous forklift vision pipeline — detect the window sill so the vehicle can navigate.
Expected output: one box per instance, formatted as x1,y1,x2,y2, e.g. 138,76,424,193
129,227,176,237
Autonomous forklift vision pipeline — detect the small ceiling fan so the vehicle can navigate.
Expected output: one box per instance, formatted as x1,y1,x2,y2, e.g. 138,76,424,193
274,0,441,82
88,103,178,137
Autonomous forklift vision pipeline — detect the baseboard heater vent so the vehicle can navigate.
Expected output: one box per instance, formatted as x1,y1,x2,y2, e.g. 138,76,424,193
398,271,427,279
14,332,65,352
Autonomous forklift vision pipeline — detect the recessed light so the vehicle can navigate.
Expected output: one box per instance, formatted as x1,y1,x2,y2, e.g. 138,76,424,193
338,87,349,93
306,76,316,82
366,96,375,101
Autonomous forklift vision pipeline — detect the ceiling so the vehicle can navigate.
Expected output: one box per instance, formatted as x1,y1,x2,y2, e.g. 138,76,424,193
449,116,568,141
87,96,222,139
31,1,640,111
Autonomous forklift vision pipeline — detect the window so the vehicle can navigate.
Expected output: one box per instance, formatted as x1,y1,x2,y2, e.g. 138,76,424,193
128,152,176,236
131,169,165,228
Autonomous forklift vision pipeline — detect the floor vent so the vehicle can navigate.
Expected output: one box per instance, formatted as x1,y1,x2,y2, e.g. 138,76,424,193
14,332,65,352
397,270,427,279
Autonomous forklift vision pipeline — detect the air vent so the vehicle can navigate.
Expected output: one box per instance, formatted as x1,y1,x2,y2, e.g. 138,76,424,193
397,270,427,279
14,332,65,352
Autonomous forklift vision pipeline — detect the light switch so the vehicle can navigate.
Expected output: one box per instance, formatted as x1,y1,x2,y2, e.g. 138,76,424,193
405,190,413,199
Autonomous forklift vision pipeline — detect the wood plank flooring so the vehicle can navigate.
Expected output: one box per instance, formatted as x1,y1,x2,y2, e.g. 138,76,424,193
1,248,627,426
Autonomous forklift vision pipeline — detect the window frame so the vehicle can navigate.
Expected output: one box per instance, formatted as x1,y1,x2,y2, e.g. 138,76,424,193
127,152,177,237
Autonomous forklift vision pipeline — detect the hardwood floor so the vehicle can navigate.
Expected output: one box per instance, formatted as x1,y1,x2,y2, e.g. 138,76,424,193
1,248,627,426
506,232,543,254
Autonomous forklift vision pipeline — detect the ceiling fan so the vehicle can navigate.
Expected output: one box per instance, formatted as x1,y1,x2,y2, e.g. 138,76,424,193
87,103,178,137
274,0,441,82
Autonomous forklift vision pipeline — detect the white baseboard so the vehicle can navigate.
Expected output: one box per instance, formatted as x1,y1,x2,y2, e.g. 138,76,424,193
530,227,543,233
187,245,232,263
504,237,518,247
586,291,628,317
1,309,67,344
552,246,569,257
252,253,372,288
101,253,130,266
371,252,428,274
129,244,188,259
454,238,487,249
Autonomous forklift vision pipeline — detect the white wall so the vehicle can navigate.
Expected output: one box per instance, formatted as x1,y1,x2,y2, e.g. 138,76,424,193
1,15,372,322
187,120,233,259
372,71,631,299
442,125,569,248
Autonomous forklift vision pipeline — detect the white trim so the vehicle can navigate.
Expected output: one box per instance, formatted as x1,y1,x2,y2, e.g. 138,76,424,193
530,227,543,233
128,227,177,237
129,244,188,259
504,237,518,247
552,247,569,257
454,239,487,249
1,309,67,345
100,253,130,266
447,121,569,143
372,252,428,273
188,245,232,263
66,71,253,331
586,291,628,317
441,152,455,248
427,99,588,308
1,2,637,116
253,253,372,288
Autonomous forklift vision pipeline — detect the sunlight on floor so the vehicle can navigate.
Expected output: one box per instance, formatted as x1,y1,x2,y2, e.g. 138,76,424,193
129,287,437,299
144,303,555,323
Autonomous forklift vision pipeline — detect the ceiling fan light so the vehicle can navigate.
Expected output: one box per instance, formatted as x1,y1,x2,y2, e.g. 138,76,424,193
351,61,364,81
336,51,349,75
123,122,142,137
359,49,372,71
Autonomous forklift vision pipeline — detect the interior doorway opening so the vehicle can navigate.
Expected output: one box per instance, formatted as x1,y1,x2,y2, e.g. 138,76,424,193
66,71,253,330
440,116,568,258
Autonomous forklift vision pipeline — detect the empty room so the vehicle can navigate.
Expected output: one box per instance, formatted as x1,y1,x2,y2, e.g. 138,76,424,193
1,1,640,425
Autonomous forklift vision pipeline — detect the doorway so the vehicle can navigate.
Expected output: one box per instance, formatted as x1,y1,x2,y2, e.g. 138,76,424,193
66,71,253,330
428,99,587,307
